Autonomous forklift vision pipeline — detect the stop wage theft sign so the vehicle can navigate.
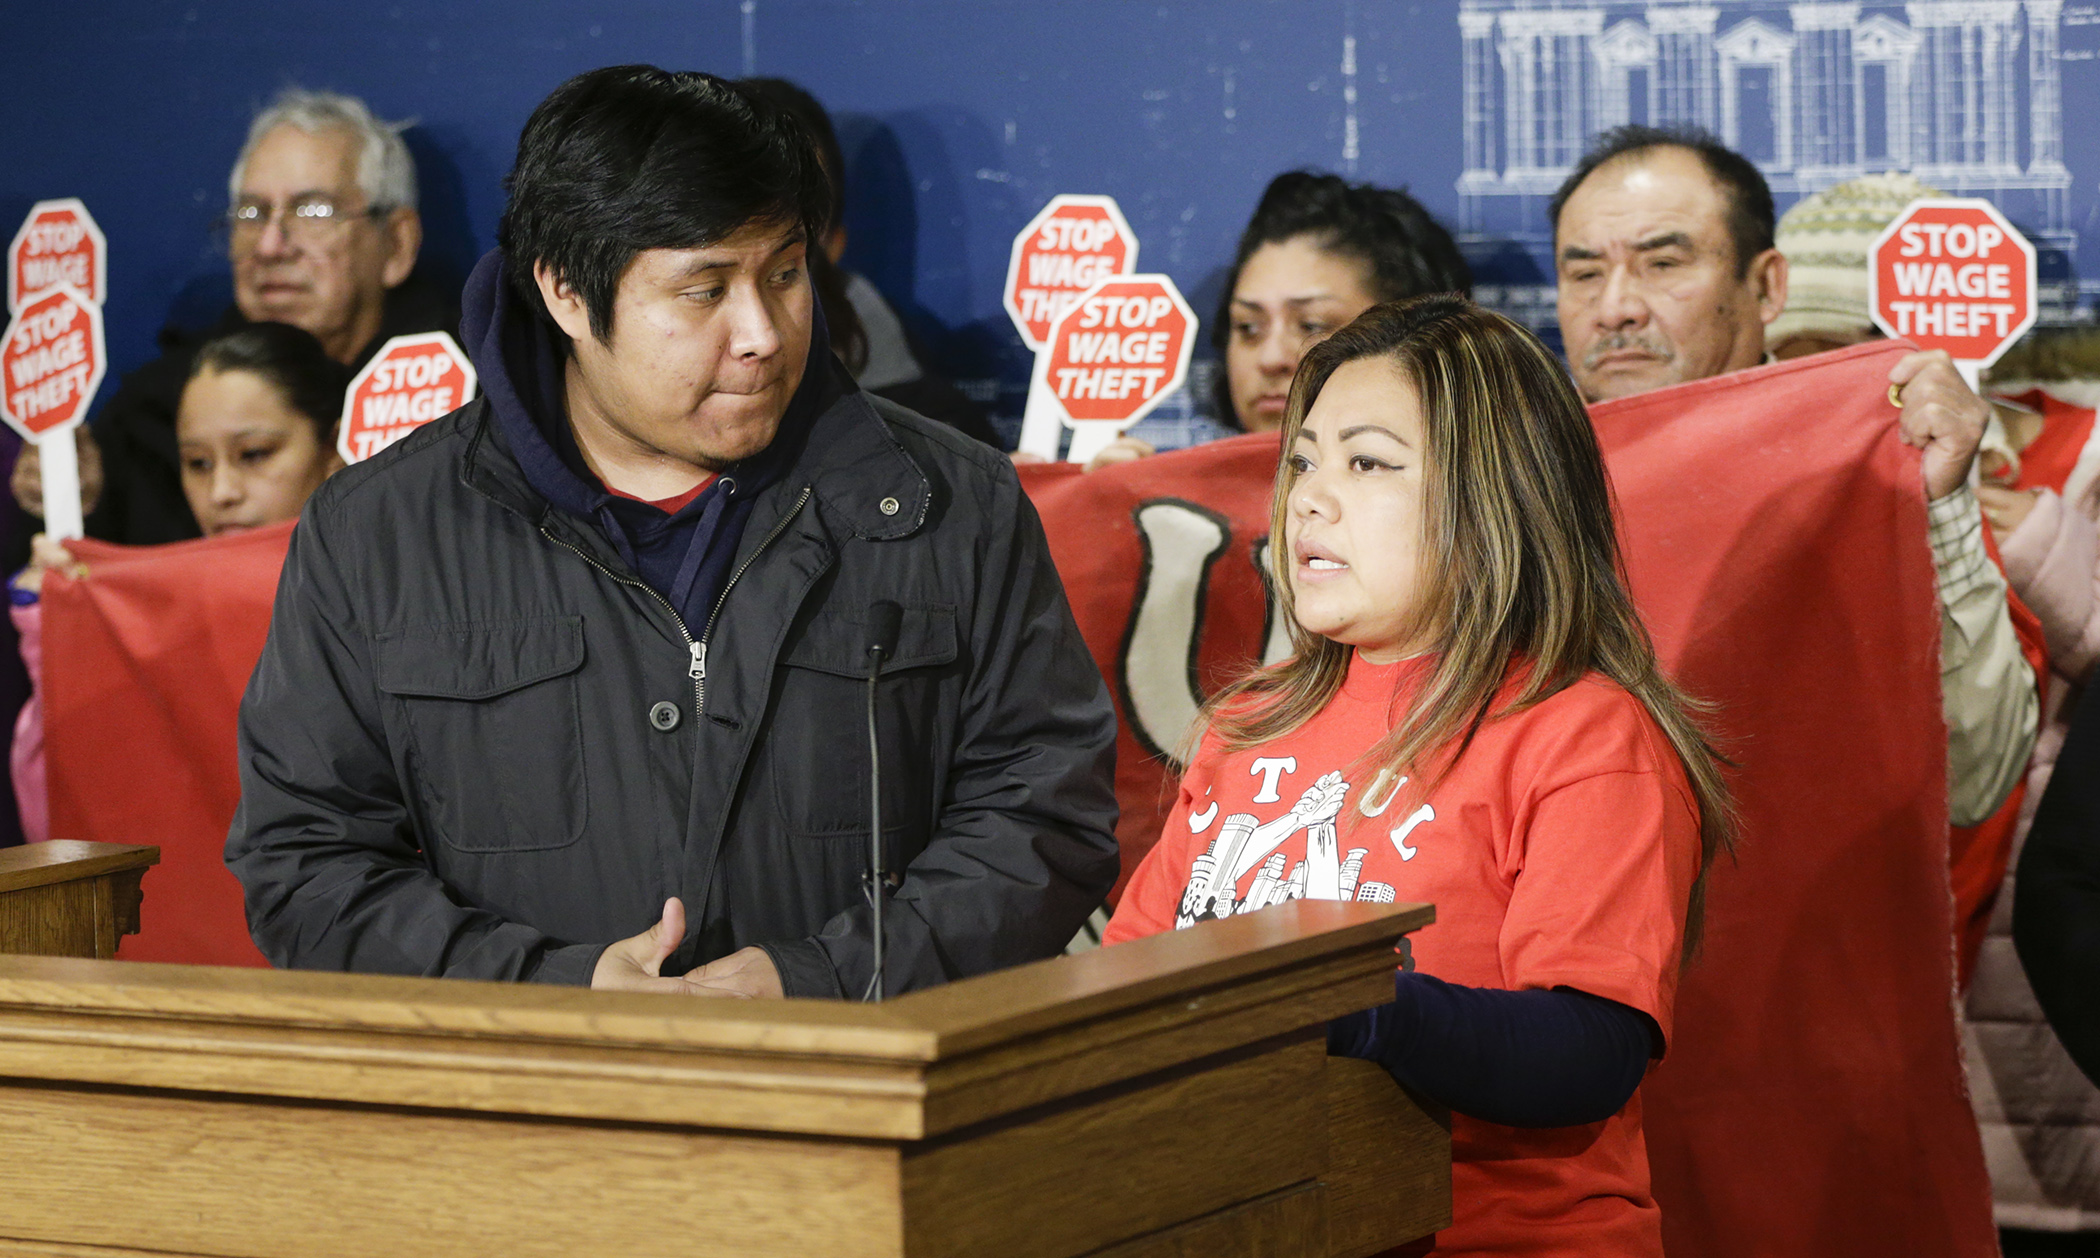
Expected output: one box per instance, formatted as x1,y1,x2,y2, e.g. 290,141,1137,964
1868,198,2035,385
1036,273,1196,464
9,198,105,312
338,332,478,464
1,285,104,440
0,284,106,539
1005,194,1138,352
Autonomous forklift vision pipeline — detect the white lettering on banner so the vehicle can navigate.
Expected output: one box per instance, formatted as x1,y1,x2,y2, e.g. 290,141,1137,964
1250,757,1298,804
1120,500,1231,762
6,330,85,387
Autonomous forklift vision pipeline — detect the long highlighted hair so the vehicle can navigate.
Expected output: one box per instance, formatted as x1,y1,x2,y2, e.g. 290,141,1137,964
1196,294,1735,952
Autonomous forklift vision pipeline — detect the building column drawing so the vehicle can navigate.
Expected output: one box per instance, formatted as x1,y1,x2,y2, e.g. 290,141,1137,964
1594,20,1661,131
1451,1,2073,329
1648,5,1721,131
1716,18,1797,168
1789,3,1861,173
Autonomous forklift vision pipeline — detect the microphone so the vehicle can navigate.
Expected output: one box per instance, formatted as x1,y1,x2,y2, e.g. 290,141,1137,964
862,600,902,1002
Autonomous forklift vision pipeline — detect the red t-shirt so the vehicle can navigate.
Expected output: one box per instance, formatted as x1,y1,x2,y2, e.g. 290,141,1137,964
1106,653,1701,1258
606,475,715,514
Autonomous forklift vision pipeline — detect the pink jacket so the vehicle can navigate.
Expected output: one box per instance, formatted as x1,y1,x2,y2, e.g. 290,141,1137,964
1966,413,2100,1229
11,600,44,845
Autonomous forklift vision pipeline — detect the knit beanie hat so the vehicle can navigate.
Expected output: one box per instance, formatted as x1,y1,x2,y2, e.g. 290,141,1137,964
1769,172,1947,344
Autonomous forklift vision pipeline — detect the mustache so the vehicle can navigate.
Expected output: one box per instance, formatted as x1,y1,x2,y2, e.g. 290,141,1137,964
1582,330,1676,372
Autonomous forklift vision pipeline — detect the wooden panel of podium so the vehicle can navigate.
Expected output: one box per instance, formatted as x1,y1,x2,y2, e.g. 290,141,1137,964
0,840,158,960
0,883,1444,1257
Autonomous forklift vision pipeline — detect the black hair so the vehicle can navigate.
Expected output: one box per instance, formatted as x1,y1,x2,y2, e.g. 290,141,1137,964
738,77,847,235
1211,170,1471,426
736,76,867,374
188,322,349,440
498,65,831,344
1548,124,1776,278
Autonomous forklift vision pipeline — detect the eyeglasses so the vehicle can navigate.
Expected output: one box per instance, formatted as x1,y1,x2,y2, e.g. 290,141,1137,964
221,196,387,252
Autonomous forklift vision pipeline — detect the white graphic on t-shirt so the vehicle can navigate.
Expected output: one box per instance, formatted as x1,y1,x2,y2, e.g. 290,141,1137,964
1175,769,1423,927
1189,801,1219,833
1390,803,1436,861
1248,756,1298,803
1359,766,1402,817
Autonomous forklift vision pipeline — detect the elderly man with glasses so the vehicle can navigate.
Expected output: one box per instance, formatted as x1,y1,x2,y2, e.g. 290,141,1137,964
12,88,457,543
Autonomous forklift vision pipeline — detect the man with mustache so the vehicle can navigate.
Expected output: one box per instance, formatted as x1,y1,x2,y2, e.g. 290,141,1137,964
225,66,1119,999
1551,124,2036,830
13,89,454,544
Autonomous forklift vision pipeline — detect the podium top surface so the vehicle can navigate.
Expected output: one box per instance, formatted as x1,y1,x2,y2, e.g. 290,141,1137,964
0,899,1430,1140
0,840,159,894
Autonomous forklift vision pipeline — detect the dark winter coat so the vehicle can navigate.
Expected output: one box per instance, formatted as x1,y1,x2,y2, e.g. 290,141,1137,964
224,358,1119,998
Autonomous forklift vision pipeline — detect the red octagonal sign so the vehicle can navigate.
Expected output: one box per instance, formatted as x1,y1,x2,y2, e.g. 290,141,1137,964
338,332,478,464
0,285,104,440
9,199,105,312
1868,198,2035,372
1041,274,1196,427
1004,194,1138,351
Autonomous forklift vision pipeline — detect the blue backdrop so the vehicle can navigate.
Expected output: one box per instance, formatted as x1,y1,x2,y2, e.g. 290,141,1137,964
6,1,2098,429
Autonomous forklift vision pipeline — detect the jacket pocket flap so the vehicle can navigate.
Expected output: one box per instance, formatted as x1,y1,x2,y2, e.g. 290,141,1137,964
374,617,587,700
781,605,957,678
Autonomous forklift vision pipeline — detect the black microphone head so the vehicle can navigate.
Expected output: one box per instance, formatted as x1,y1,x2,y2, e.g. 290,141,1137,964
867,600,903,658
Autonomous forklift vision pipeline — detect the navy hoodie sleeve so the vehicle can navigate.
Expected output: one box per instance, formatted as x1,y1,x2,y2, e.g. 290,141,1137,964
1328,971,1657,1128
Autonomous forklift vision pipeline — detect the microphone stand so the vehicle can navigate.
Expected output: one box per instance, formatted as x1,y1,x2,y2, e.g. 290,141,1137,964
862,601,901,1002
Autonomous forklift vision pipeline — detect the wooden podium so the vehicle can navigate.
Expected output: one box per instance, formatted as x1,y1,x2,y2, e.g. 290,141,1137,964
0,897,1444,1258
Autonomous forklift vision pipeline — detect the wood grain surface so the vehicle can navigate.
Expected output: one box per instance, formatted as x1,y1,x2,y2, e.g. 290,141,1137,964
0,899,1445,1257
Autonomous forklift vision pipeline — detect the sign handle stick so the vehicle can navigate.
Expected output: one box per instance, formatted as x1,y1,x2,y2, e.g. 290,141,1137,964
1955,361,1982,396
1017,350,1064,460
38,430,83,541
1064,421,1125,466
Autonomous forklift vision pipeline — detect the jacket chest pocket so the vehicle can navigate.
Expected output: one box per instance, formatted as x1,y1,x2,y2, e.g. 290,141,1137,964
375,617,590,854
766,605,957,839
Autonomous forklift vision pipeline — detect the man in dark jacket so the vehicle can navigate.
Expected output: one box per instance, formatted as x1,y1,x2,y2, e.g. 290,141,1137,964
13,88,456,545
224,66,1119,999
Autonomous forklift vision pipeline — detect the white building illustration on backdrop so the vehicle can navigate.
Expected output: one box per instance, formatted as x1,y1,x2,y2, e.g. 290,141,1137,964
1457,1,2076,320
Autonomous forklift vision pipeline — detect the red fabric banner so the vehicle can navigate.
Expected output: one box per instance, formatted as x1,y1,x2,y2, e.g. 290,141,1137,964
1023,341,1992,1256
41,521,293,967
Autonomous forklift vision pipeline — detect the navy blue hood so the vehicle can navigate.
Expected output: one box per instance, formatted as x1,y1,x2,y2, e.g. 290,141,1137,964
459,248,843,631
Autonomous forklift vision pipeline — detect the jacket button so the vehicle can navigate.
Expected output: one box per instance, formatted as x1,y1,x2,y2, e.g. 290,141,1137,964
879,496,900,516
649,701,682,732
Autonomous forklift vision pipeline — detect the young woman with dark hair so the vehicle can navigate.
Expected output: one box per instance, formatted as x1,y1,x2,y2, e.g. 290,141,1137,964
1106,294,1731,1255
10,322,347,842
1082,170,1470,470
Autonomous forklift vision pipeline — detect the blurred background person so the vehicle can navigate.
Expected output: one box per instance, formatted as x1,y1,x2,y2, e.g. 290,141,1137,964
1076,170,1471,472
738,76,1000,448
9,323,348,843
1551,124,2036,834
12,88,452,545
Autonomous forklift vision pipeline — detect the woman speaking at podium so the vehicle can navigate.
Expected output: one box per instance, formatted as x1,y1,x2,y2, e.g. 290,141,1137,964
1106,295,1733,1257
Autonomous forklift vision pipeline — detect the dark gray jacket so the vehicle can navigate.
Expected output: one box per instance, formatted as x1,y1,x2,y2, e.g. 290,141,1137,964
225,389,1119,997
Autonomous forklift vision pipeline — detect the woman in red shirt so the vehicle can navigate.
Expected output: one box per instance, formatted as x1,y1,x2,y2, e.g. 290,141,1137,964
1106,294,1734,1257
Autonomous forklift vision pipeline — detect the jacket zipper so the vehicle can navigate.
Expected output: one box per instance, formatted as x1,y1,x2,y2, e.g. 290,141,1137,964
537,524,705,715
536,482,811,718
695,485,813,714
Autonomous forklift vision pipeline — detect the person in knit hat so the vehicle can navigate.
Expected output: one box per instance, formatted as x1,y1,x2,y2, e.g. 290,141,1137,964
1767,172,1947,361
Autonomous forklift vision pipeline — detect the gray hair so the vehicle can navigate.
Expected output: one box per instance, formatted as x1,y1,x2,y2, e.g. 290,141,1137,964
228,88,418,212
